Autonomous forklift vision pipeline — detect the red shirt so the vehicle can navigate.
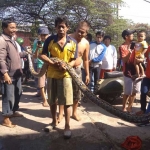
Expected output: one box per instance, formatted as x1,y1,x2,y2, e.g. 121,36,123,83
119,43,136,77
145,46,150,78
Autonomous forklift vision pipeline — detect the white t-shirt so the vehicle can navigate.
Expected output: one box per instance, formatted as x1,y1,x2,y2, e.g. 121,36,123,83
15,42,24,69
101,45,117,70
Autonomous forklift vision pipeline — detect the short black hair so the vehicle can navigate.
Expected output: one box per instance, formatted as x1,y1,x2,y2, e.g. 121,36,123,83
55,16,69,27
137,30,146,36
77,21,90,32
96,31,105,37
86,33,92,42
103,35,111,42
2,17,15,30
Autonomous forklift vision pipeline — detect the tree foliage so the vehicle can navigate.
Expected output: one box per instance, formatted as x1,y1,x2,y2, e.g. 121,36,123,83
0,0,131,48
130,23,150,44
0,0,123,31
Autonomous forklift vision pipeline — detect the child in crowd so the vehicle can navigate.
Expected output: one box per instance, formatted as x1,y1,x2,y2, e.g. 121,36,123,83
134,30,148,79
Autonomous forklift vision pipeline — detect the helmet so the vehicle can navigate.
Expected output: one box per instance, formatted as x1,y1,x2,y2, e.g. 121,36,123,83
16,37,24,45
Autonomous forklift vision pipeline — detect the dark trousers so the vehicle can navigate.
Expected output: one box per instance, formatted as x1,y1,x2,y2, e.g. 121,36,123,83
1,77,22,116
140,77,150,112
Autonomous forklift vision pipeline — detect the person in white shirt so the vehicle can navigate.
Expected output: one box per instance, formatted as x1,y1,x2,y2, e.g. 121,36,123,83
100,35,117,79
89,31,107,92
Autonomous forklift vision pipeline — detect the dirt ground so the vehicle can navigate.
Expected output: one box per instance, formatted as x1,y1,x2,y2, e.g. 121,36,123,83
0,80,150,150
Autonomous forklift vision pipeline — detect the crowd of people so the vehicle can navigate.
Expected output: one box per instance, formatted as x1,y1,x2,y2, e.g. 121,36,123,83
0,16,150,139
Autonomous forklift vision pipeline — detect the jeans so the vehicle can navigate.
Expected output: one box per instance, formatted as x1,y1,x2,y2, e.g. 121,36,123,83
140,77,150,112
89,66,101,92
1,77,22,116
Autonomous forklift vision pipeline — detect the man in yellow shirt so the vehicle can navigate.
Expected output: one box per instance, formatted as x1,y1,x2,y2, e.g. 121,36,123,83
40,16,78,139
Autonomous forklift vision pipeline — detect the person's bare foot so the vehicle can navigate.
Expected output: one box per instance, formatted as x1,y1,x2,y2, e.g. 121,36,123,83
57,115,63,123
72,114,81,121
122,107,127,112
42,102,49,107
11,112,24,117
126,107,132,113
136,110,144,116
2,117,16,128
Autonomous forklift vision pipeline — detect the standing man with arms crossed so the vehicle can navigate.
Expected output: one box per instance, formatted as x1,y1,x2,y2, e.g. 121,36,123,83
39,16,78,138
0,18,27,128
119,29,142,112
58,21,90,122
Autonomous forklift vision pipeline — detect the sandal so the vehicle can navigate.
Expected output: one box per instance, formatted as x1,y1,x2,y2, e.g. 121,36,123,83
44,123,56,132
64,130,72,139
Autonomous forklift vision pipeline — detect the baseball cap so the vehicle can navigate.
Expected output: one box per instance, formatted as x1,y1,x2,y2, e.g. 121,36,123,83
122,29,136,39
37,26,49,35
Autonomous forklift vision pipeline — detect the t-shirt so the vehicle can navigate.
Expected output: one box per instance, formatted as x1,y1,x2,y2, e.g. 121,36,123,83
32,40,44,68
135,41,148,57
42,35,78,79
145,46,150,78
101,45,117,70
119,43,136,77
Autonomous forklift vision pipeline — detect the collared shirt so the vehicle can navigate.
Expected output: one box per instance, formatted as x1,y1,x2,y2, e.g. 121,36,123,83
42,34,78,79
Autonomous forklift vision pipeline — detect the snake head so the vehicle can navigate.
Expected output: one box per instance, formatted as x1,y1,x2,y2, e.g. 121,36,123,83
25,46,32,55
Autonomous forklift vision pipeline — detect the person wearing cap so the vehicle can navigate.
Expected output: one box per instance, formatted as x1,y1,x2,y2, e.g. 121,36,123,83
32,26,50,107
32,35,41,96
119,29,142,112
100,35,117,79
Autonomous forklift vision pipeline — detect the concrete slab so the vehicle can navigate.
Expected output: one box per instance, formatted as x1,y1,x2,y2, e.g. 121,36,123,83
0,80,149,150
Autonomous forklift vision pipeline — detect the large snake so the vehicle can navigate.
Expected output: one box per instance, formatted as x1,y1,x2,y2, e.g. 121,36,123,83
27,49,150,123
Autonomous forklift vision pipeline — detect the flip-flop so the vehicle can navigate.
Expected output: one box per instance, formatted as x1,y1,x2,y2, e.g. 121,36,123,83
64,130,72,139
1,123,16,128
44,123,56,132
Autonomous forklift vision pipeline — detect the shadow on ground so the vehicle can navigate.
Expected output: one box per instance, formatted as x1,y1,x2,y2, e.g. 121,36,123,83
0,122,150,150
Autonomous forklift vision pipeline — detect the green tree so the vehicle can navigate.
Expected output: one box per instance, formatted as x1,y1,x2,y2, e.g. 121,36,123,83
0,0,124,32
105,18,131,49
129,23,150,44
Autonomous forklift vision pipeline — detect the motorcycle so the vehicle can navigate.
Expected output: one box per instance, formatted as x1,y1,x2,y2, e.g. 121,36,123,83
94,71,124,103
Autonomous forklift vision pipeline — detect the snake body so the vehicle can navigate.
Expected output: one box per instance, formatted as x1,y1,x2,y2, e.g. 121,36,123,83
28,53,150,123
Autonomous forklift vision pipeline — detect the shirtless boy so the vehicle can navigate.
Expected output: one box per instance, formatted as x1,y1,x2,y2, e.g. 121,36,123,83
58,21,90,121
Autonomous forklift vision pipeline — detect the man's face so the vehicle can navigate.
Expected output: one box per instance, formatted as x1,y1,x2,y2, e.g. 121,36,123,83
96,35,103,44
104,38,111,46
3,23,17,37
55,22,68,38
75,26,88,40
40,34,48,42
